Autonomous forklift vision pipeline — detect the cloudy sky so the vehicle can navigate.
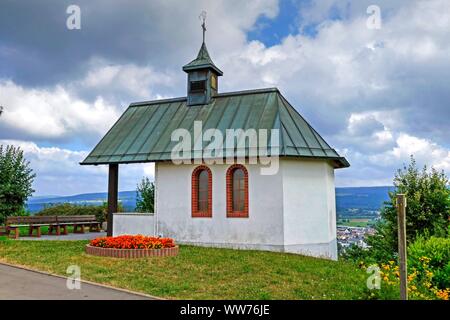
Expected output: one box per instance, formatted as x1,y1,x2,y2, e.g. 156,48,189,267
0,0,449,196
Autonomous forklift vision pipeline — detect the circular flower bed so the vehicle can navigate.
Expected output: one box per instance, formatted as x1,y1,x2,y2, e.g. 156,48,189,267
86,235,178,258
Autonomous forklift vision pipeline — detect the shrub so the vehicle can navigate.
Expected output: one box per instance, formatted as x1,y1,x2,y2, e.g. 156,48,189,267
90,235,175,249
135,177,154,213
359,156,450,263
35,202,123,223
408,236,450,289
361,257,449,300
0,145,35,224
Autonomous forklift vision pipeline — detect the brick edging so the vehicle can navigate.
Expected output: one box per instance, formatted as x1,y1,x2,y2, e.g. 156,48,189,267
85,245,179,259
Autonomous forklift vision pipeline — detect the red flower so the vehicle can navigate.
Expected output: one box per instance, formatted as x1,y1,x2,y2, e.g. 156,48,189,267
89,235,176,249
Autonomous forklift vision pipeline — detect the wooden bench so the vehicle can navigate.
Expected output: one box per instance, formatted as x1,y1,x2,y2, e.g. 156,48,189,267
56,215,101,234
6,216,58,239
4,215,101,238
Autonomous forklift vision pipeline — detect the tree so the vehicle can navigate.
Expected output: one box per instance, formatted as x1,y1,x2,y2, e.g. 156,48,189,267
0,145,35,224
366,156,449,261
135,177,155,213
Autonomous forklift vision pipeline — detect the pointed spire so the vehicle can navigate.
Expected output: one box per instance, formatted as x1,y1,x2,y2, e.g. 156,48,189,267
182,11,223,76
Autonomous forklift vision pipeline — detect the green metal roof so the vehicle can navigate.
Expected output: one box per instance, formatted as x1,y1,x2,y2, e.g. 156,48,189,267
182,43,223,76
81,88,349,168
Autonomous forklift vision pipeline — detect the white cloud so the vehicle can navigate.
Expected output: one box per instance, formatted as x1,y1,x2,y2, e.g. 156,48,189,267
74,58,177,102
336,132,450,186
369,133,450,171
0,139,154,196
216,0,450,186
1,0,449,191
0,80,120,142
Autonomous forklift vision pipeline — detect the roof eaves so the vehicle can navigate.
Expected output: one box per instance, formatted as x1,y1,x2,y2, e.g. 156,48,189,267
182,63,223,76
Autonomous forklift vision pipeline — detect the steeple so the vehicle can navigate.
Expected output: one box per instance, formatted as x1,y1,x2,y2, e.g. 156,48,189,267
182,42,223,76
183,11,223,106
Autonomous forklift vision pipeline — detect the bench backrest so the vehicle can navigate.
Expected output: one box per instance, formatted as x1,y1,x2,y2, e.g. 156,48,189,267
6,216,57,225
57,215,98,223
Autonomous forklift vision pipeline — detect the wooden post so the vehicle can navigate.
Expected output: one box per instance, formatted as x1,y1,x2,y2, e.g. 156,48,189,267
107,164,119,237
396,193,408,300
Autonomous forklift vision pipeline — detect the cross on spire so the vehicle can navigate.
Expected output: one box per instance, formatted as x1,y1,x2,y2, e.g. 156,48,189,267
199,11,207,44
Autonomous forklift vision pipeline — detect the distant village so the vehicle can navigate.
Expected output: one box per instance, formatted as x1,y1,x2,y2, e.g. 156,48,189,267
337,225,377,249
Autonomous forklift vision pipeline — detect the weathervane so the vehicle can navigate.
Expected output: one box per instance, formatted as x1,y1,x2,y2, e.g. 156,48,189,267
199,10,207,44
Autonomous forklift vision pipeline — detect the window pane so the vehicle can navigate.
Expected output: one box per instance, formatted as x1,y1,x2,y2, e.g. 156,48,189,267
232,168,245,212
237,200,244,212
233,168,244,181
190,80,206,93
198,170,209,212
211,75,217,89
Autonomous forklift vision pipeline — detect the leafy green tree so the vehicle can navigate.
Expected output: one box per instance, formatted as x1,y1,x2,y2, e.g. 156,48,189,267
0,145,35,224
366,156,449,261
135,177,155,213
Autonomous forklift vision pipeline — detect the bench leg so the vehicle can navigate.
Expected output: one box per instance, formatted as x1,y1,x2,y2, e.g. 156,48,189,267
8,228,19,239
29,226,41,237
89,224,99,232
74,224,85,234
49,225,60,236
61,225,68,235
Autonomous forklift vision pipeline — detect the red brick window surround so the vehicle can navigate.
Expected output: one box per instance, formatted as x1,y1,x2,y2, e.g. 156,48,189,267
191,165,212,218
226,164,249,218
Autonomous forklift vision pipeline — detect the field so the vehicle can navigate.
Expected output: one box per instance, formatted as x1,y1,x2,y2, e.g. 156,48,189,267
337,218,375,227
0,238,369,300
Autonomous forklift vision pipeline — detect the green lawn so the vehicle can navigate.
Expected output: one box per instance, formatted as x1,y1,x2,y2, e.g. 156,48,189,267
337,219,375,228
0,239,369,300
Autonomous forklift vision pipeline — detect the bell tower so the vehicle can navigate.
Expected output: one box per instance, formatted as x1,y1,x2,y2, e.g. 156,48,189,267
183,12,223,106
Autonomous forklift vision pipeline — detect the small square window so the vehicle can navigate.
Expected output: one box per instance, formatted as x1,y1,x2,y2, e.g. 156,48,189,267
190,80,206,93
211,75,217,90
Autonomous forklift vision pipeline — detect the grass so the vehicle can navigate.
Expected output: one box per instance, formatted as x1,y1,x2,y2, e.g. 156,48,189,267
337,219,375,228
0,239,369,300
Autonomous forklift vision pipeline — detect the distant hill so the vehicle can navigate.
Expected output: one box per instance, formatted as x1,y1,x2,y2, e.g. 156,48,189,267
335,186,394,218
27,186,394,218
27,191,137,213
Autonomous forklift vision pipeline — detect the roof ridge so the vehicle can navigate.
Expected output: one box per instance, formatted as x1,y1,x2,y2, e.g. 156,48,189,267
129,88,280,107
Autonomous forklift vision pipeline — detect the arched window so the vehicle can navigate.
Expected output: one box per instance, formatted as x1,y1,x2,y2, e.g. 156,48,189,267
226,164,249,218
191,166,212,217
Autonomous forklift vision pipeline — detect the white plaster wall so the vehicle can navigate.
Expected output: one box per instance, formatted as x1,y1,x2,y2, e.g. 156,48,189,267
112,158,338,260
113,213,155,236
281,158,337,260
155,161,285,249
